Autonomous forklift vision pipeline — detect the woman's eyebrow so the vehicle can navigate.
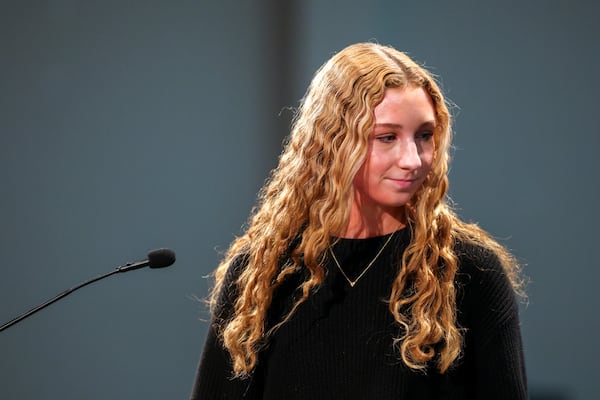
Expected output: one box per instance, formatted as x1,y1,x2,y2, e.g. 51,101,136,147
373,120,436,130
419,120,437,129
373,123,403,129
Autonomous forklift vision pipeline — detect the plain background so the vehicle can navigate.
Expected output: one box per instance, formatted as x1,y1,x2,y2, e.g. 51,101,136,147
1,1,598,399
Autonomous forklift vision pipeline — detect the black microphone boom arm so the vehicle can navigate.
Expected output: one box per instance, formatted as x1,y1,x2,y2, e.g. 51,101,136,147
0,248,176,332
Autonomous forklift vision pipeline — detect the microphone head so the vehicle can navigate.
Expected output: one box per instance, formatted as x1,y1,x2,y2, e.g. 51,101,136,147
147,248,176,269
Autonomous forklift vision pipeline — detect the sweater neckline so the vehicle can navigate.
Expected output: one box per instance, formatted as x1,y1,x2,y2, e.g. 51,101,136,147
332,226,409,243
327,227,410,282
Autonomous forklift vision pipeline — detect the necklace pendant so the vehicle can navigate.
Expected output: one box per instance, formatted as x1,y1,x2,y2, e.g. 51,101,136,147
329,230,396,288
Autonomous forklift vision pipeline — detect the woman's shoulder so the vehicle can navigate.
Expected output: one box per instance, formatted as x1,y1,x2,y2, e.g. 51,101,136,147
212,253,249,320
452,238,520,330
224,253,250,281
453,239,507,280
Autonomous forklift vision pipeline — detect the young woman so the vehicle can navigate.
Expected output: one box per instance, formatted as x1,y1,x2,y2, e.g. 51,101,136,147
190,42,527,399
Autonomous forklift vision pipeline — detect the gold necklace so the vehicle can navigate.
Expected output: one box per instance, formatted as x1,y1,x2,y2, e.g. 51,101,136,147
328,231,396,288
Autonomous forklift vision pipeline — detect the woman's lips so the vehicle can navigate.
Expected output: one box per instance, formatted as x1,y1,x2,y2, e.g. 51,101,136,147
387,177,416,189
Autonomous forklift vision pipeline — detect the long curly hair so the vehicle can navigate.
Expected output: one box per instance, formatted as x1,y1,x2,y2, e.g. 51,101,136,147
209,42,524,377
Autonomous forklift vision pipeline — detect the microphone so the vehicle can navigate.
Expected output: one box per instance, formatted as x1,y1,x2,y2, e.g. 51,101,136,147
0,248,177,332
117,248,177,272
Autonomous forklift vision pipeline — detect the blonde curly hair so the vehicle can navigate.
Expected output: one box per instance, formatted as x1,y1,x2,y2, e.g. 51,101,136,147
209,42,523,377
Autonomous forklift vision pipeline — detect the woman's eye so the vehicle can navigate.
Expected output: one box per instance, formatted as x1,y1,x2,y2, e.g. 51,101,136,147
416,131,434,141
376,134,396,143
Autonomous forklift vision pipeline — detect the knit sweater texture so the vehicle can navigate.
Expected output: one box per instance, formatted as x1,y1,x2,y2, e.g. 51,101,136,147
190,228,527,399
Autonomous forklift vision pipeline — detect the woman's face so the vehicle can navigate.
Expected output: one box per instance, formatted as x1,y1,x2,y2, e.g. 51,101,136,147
351,86,436,222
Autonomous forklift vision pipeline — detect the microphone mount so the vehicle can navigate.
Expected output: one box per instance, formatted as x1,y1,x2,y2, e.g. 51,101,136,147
0,248,176,332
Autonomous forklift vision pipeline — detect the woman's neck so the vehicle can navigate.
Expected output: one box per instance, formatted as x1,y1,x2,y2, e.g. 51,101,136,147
341,204,406,238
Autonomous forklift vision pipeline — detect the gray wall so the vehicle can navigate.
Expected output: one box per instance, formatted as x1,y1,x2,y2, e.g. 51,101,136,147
1,1,598,399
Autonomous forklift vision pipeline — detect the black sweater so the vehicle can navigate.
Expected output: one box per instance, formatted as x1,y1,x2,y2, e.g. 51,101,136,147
190,228,527,399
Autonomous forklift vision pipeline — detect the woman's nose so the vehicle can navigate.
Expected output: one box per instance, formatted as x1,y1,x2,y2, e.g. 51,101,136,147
396,140,422,170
